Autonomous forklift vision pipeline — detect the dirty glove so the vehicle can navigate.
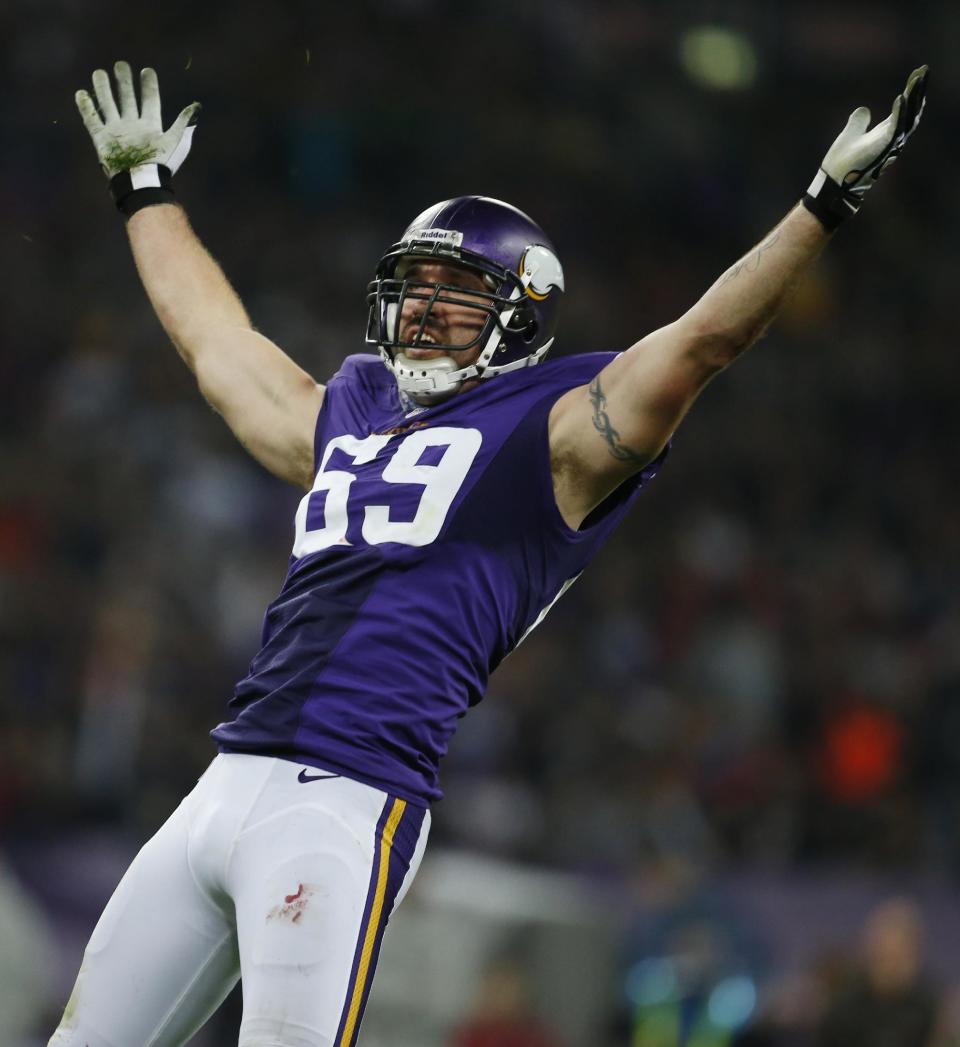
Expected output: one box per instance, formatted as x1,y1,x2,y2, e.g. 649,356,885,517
76,60,200,216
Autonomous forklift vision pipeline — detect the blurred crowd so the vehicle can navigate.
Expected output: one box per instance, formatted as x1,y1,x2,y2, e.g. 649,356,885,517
445,895,955,1046
2,0,959,1042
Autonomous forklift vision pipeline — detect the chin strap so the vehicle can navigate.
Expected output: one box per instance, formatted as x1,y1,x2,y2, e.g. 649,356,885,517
388,352,473,404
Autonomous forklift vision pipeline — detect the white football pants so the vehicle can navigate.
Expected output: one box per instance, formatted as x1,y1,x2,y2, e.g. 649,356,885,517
48,753,430,1047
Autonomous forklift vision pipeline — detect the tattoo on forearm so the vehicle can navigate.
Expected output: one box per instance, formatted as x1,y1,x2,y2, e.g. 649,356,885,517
716,229,782,287
588,376,649,465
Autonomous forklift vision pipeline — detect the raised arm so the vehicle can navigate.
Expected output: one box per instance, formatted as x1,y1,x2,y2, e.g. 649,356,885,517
549,66,928,530
124,203,322,489
75,62,323,490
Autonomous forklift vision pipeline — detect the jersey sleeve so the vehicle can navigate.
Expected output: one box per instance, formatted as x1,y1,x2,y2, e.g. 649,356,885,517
515,351,670,534
443,359,669,650
312,354,390,473
521,381,669,541
311,388,333,474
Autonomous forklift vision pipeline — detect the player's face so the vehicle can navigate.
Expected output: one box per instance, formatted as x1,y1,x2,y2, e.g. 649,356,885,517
398,262,489,365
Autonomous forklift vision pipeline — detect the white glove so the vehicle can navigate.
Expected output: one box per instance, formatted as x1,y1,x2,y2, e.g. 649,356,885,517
76,61,199,215
803,65,928,230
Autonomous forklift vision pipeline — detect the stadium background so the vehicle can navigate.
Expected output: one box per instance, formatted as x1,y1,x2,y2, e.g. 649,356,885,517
1,1,957,1043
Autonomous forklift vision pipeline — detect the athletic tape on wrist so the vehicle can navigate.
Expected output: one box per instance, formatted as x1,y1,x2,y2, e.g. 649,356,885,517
801,168,858,232
109,164,176,218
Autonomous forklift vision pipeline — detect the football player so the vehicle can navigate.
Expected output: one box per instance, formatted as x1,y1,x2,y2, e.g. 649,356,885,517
52,60,927,1047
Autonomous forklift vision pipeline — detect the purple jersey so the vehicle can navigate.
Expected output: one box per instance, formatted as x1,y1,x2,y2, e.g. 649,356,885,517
212,352,667,804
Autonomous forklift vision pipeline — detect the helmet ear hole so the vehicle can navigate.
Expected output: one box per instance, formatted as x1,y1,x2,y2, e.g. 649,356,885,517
507,299,537,343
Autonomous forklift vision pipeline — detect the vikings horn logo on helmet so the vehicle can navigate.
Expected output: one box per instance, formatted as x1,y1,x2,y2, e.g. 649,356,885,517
520,245,565,301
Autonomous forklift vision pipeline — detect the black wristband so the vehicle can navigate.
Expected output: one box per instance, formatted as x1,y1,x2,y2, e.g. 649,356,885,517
109,164,176,218
801,169,858,232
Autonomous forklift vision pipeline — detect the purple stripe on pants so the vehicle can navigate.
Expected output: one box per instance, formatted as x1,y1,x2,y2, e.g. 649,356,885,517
333,796,426,1047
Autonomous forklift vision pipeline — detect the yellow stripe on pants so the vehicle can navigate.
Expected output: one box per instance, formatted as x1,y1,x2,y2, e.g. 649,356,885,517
338,798,406,1047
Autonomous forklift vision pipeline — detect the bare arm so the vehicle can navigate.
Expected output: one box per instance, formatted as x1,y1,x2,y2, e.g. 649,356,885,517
127,204,323,490
549,67,928,530
549,205,828,527
74,63,323,488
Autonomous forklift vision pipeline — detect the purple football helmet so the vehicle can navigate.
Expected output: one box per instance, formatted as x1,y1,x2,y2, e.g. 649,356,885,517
366,196,565,404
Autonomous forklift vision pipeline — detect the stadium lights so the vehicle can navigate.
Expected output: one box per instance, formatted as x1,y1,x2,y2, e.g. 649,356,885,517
680,25,759,90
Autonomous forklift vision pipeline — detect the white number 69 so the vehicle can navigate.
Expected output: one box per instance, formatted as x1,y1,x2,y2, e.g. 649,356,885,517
293,427,482,556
